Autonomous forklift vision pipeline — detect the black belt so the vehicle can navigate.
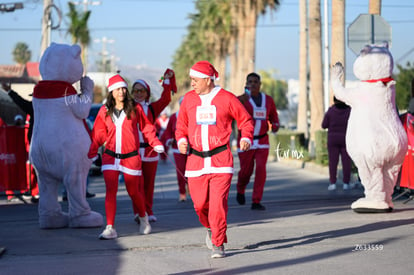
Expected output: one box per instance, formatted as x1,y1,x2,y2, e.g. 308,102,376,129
253,133,267,140
140,142,150,148
104,149,138,159
189,144,228,158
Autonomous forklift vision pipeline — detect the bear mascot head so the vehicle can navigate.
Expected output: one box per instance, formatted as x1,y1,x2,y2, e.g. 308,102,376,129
330,43,408,213
30,43,103,228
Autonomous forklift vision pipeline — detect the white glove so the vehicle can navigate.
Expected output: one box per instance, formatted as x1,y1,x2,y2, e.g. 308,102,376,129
153,145,165,154
331,62,344,81
80,76,94,94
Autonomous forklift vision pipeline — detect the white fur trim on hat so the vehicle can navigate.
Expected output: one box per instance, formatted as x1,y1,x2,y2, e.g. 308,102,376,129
107,74,127,92
189,69,210,79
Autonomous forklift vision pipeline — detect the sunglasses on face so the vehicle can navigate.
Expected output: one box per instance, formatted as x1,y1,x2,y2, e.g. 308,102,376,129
132,88,147,93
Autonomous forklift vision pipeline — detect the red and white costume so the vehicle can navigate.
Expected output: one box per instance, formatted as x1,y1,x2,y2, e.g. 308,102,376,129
237,92,279,204
176,81,254,247
163,112,188,196
133,76,172,217
399,112,414,189
88,99,162,226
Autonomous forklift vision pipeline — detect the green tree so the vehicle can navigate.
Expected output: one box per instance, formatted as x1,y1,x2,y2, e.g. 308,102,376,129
395,62,414,110
12,42,31,65
259,69,288,110
172,0,280,100
66,2,91,70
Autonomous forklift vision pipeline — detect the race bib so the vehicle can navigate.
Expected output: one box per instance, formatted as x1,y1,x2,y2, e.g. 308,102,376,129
253,107,266,120
196,105,217,125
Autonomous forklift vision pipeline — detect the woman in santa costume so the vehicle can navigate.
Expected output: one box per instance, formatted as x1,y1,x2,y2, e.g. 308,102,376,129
88,74,164,239
130,69,175,223
176,61,254,258
236,72,280,210
163,96,188,202
398,98,414,192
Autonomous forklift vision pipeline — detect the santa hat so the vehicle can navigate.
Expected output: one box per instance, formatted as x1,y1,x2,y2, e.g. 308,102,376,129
189,60,219,80
107,74,127,92
132,79,151,102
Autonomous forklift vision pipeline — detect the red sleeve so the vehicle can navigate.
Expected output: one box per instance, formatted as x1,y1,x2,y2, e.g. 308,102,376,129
175,96,189,145
149,84,172,121
230,93,254,142
267,95,280,132
88,107,107,158
136,103,162,148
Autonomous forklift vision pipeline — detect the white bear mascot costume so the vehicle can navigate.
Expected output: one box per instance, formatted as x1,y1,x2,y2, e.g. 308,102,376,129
30,43,103,228
330,43,408,213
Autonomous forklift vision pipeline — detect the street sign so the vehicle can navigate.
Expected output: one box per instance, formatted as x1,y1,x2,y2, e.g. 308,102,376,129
348,14,392,55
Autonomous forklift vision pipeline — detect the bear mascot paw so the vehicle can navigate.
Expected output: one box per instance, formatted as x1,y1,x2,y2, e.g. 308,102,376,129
330,43,408,213
30,43,103,228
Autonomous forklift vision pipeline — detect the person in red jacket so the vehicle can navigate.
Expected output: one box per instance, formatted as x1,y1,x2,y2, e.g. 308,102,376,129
399,98,414,191
236,72,280,210
130,69,175,223
176,61,254,258
88,74,164,240
163,96,188,201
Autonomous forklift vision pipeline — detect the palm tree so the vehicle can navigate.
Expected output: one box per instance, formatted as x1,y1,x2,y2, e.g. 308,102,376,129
330,0,345,104
66,2,91,72
230,0,280,95
12,42,31,65
308,0,324,153
297,0,309,139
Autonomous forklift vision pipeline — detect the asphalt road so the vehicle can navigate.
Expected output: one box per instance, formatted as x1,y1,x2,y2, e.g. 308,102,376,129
1,155,413,275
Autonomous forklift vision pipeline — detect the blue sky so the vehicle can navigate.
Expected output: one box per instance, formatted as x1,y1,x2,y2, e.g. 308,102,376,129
1,0,414,80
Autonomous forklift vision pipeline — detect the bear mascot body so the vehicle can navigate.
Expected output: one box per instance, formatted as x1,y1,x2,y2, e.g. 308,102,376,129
30,43,103,228
331,43,408,213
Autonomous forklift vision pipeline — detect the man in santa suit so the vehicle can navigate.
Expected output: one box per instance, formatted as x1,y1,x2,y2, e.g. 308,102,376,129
131,69,175,223
176,61,254,258
236,72,280,210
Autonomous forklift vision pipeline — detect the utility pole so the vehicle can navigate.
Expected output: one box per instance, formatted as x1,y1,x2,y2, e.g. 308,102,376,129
40,0,53,58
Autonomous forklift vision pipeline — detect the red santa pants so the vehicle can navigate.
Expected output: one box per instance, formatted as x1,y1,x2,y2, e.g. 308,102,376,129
132,161,158,216
103,170,146,225
237,148,269,203
188,173,232,247
173,152,188,195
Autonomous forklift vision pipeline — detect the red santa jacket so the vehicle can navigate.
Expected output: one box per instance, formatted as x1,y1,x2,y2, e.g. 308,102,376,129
175,87,254,177
237,92,279,150
137,84,171,162
88,104,161,176
399,112,414,188
163,112,179,154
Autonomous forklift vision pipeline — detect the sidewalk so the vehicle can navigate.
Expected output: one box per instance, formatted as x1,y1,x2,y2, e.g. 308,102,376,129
0,155,413,274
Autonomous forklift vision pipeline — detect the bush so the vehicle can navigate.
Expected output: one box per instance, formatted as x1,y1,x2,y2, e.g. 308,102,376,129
315,130,328,166
269,129,307,161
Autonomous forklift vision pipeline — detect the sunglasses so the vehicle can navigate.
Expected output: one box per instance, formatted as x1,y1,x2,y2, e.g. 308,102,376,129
132,88,147,93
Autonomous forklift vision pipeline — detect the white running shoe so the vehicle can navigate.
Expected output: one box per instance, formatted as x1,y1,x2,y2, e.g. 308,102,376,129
99,225,117,240
343,183,350,190
139,214,152,235
328,184,336,191
148,215,157,222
